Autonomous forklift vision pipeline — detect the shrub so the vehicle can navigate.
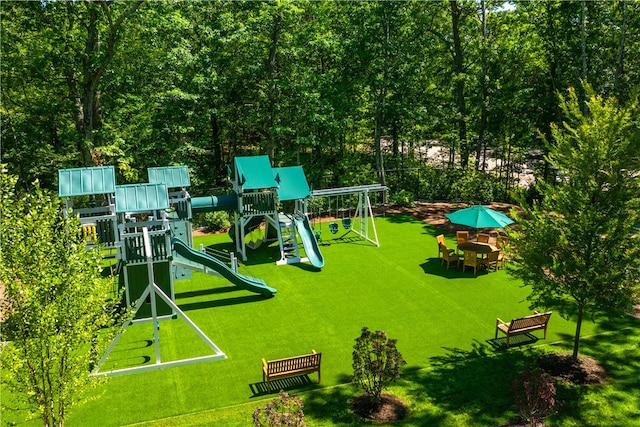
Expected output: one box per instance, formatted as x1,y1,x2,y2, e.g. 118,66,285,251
512,366,557,427
390,189,415,208
448,169,494,204
193,210,231,232
253,390,307,427
351,327,406,408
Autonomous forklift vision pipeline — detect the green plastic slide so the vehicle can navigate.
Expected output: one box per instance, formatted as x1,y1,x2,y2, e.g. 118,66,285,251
172,238,276,297
294,214,325,268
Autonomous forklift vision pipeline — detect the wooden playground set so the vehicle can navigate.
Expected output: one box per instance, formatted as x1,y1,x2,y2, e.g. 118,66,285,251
57,155,385,376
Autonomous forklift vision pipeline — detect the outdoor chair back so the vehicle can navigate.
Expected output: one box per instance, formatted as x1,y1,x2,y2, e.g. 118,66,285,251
477,233,490,243
462,250,478,274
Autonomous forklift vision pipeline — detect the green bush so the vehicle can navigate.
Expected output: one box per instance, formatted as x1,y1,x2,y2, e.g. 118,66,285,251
193,211,231,232
253,390,307,427
351,327,405,409
448,169,494,204
390,189,415,208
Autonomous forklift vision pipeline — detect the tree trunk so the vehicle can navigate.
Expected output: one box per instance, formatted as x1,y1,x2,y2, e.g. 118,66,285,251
614,0,628,100
477,0,488,172
265,12,282,162
450,0,468,169
75,0,145,166
573,305,584,359
210,112,224,182
580,0,588,113
79,3,100,166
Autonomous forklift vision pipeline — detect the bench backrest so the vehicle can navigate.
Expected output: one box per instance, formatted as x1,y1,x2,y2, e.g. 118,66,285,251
509,312,552,331
267,353,321,375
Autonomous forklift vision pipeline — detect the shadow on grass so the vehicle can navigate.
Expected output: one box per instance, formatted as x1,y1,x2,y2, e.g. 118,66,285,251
299,374,364,425
400,342,535,425
302,344,534,426
289,262,322,272
543,326,640,425
385,213,426,224
249,375,318,398
175,285,238,299
486,333,540,349
420,258,491,279
178,294,270,311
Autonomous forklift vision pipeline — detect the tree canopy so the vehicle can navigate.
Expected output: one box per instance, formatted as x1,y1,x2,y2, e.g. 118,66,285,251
509,86,640,358
0,168,125,426
2,0,639,197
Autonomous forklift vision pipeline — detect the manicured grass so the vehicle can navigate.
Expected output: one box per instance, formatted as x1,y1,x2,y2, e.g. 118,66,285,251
6,214,639,426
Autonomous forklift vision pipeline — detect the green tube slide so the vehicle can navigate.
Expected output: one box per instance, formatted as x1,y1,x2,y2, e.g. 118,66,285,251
191,194,237,214
172,238,276,297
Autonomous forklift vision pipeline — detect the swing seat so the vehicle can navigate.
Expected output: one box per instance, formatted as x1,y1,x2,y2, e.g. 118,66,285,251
314,229,322,242
329,222,339,234
342,218,352,229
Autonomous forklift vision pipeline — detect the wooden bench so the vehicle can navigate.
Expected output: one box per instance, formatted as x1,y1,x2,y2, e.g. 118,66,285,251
495,311,552,347
262,350,321,391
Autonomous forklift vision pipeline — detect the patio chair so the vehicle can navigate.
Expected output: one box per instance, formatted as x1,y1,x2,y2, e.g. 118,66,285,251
496,236,509,249
456,231,469,254
441,244,460,269
462,250,479,274
496,237,510,268
481,250,500,272
477,233,490,243
436,234,450,258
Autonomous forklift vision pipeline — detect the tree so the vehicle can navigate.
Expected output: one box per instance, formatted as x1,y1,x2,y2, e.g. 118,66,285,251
351,327,405,409
0,168,125,426
66,0,145,166
509,86,640,359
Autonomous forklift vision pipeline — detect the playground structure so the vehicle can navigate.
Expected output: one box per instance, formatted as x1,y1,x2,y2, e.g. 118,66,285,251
310,184,386,247
58,164,274,375
57,156,386,375
228,155,325,267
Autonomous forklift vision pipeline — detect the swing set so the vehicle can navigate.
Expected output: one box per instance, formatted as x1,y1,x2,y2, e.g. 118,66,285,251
309,184,387,247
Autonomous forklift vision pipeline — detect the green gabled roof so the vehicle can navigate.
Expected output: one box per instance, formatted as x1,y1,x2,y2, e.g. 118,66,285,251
273,166,310,201
115,183,169,213
58,166,116,197
148,166,190,188
235,155,278,190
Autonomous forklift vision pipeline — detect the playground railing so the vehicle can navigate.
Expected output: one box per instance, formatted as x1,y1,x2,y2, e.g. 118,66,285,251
120,221,171,264
241,191,277,216
199,244,238,273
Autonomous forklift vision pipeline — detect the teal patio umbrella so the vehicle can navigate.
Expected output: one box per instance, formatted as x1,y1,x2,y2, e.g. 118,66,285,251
445,205,514,229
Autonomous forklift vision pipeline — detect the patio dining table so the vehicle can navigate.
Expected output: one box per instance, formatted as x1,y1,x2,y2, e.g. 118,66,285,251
457,241,498,254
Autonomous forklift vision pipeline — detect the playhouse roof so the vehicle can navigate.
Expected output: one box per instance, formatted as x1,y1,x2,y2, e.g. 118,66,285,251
273,166,310,201
115,183,169,213
58,166,116,197
234,155,278,190
148,166,190,189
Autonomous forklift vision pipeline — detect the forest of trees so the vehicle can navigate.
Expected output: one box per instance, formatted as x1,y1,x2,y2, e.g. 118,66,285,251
2,0,639,201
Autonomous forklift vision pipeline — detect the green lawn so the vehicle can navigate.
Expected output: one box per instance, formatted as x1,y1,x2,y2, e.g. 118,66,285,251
7,213,640,426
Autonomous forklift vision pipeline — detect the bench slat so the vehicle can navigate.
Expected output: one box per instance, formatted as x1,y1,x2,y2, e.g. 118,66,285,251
262,350,322,392
495,312,552,347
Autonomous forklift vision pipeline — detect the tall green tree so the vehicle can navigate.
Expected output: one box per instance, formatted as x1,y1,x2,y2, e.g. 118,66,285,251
509,87,640,359
0,169,125,426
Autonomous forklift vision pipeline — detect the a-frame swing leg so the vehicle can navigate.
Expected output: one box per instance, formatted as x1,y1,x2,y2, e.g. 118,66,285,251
92,227,226,377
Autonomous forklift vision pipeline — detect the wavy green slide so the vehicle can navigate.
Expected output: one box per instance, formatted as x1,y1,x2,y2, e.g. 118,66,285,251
294,214,325,268
172,238,276,297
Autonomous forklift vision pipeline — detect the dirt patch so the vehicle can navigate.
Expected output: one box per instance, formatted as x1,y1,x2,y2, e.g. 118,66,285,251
537,352,608,385
383,201,519,241
350,393,408,423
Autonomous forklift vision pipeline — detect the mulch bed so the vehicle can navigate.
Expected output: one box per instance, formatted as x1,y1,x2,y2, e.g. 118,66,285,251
537,352,608,385
350,393,408,423
382,201,519,239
